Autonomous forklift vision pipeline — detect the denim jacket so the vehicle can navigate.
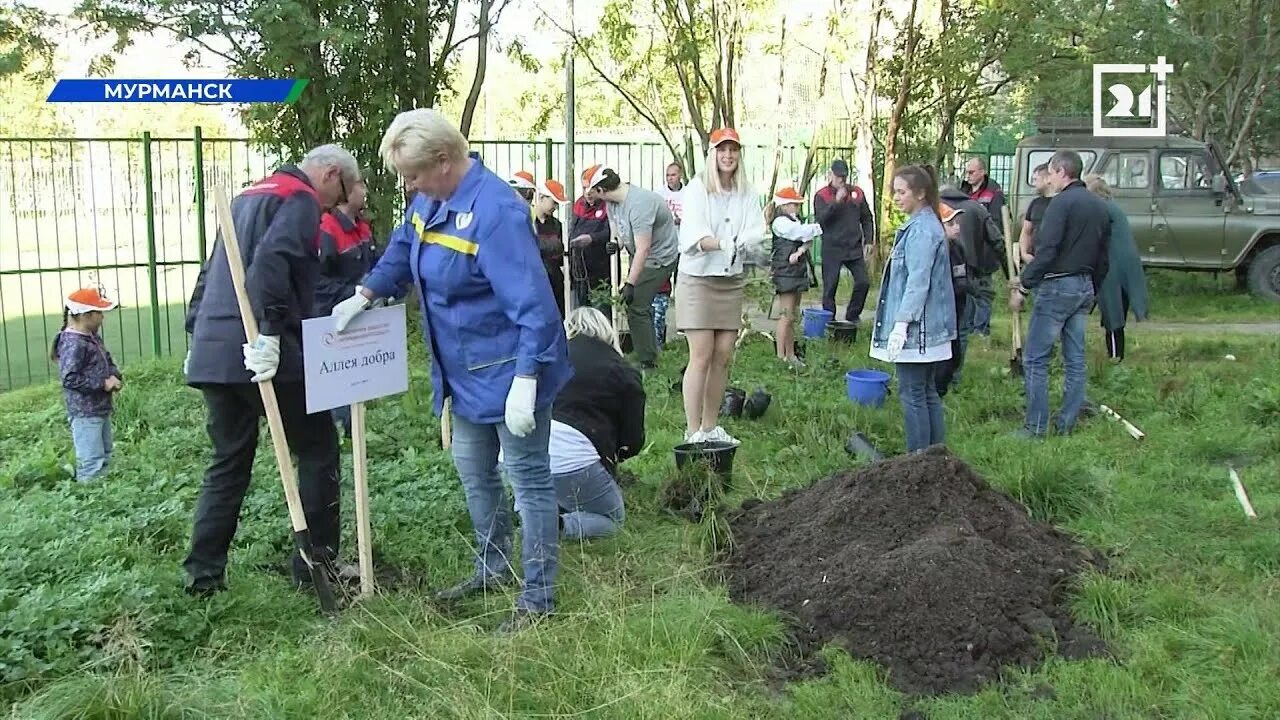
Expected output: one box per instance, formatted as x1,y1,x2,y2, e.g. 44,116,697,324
870,206,957,353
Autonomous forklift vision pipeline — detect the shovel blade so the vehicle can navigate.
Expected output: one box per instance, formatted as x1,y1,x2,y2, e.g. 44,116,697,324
1010,350,1024,377
845,431,885,462
293,531,339,614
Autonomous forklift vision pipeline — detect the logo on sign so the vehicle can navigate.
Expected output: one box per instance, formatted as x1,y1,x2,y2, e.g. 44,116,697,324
1092,56,1174,138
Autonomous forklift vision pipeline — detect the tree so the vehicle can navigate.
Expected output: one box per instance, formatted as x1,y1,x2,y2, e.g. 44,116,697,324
1019,0,1279,172
0,73,69,136
72,0,511,226
876,0,919,244
546,0,772,175
0,2,54,78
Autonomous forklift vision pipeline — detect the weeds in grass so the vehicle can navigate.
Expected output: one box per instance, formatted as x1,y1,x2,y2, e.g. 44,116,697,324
3,312,1279,718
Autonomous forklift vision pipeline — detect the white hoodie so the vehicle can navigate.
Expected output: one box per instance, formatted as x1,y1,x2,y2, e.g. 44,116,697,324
677,175,767,277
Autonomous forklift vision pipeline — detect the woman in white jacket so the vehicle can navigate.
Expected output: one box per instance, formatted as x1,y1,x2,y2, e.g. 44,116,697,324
768,186,822,368
676,128,767,446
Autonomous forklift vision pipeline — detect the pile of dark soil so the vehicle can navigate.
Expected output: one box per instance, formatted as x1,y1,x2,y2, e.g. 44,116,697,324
724,446,1107,696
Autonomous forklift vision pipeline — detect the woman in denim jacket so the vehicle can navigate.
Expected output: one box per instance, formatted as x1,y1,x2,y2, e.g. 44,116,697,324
869,165,957,452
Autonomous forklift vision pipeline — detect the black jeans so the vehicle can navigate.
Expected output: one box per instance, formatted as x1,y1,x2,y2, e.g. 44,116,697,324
936,297,968,397
821,255,871,323
184,382,341,586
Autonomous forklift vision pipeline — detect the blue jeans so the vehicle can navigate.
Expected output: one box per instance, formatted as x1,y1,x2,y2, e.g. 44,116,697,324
1023,275,1095,436
450,407,559,612
70,415,112,481
895,362,945,452
554,461,625,539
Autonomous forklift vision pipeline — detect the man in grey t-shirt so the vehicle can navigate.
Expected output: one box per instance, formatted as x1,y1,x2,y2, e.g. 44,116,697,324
583,164,678,368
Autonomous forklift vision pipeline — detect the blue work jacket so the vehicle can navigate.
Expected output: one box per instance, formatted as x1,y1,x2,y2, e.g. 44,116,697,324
363,153,572,424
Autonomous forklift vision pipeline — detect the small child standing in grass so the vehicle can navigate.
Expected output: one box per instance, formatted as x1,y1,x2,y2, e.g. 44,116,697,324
50,288,123,481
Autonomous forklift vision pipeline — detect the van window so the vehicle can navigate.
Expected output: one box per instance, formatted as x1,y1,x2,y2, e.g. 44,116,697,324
1100,152,1150,189
1025,150,1097,185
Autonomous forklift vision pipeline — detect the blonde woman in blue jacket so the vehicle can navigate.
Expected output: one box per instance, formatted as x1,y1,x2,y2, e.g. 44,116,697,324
869,165,956,452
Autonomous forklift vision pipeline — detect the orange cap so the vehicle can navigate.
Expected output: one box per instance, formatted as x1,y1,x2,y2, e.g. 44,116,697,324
509,170,536,190
65,287,118,315
773,186,804,205
581,163,611,190
539,179,569,203
709,128,742,148
939,203,964,223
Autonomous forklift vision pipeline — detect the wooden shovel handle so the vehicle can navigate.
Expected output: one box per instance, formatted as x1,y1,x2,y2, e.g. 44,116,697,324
212,188,310,534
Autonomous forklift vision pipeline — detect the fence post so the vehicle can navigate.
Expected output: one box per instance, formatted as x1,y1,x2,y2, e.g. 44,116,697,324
544,137,553,180
194,126,207,262
142,131,162,356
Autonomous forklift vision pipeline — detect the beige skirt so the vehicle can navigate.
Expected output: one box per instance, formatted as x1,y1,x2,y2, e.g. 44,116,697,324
675,272,747,331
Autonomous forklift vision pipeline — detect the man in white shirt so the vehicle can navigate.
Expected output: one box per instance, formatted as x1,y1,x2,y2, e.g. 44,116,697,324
658,162,684,227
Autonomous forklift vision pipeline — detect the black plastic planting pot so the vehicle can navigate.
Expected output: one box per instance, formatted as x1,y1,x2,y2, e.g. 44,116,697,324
673,440,738,487
828,320,858,343
720,386,747,417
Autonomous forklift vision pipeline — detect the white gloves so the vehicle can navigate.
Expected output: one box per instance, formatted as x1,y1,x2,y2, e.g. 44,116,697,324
887,322,909,362
504,375,538,437
182,348,191,376
332,287,371,332
243,335,281,383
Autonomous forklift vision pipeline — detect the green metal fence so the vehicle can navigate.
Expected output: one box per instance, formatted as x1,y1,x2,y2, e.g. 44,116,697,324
0,129,1011,392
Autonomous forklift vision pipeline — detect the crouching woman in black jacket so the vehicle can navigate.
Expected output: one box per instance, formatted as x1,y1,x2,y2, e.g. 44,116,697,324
551,307,647,538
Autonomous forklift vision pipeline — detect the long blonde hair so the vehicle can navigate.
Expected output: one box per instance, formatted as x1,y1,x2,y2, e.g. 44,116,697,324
564,307,621,354
703,143,749,195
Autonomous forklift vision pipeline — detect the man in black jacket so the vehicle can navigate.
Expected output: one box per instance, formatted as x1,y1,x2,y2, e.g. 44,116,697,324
182,144,361,596
1011,149,1111,438
813,159,876,324
568,191,613,315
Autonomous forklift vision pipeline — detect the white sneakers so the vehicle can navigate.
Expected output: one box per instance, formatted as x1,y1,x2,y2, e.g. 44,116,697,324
686,426,740,446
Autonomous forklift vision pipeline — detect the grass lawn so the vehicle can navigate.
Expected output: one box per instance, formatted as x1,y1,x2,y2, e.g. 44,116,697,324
2,303,1279,718
1140,270,1280,323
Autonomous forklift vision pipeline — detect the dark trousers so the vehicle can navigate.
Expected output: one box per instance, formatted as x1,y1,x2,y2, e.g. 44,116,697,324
184,382,341,586
546,264,566,319
936,297,969,397
572,276,612,317
625,260,677,364
1103,291,1129,360
821,255,871,323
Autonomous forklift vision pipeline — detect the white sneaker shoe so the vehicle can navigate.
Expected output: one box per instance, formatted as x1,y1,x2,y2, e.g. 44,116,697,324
703,425,740,446
685,429,707,444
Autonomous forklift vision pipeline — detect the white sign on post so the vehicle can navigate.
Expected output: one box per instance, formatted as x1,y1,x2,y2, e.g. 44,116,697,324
302,304,410,414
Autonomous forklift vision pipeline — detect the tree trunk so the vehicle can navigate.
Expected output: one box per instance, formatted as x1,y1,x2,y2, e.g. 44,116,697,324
457,0,493,138
878,0,920,253
855,0,882,239
1227,13,1277,167
766,20,788,201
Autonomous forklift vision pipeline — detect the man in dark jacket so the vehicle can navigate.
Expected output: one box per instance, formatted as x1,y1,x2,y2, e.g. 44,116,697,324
1011,149,1111,438
960,157,1006,335
182,144,361,596
939,184,1004,381
568,191,613,315
813,159,876,324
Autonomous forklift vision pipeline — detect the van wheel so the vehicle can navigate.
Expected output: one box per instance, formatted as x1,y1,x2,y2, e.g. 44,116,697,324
1246,244,1280,303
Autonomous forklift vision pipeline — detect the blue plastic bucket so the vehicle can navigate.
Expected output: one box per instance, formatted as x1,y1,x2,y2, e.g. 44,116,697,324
801,308,834,339
846,369,891,407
